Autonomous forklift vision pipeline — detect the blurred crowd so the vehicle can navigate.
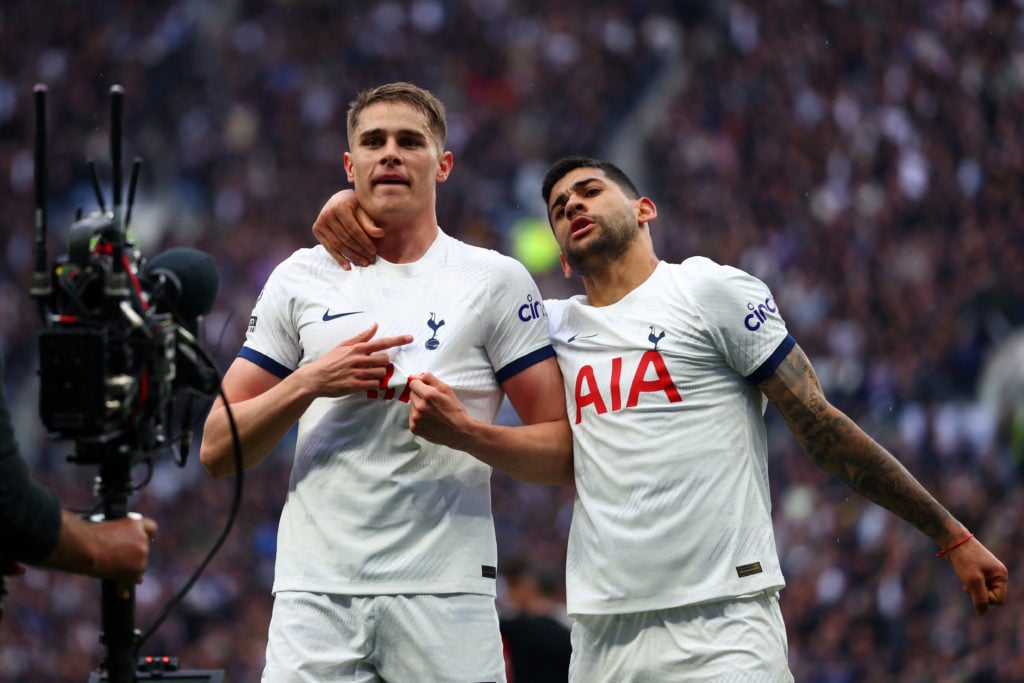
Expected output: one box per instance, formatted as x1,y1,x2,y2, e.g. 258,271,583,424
1,1,1022,681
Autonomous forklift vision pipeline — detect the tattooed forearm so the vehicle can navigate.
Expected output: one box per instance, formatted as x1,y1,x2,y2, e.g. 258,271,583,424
761,346,960,543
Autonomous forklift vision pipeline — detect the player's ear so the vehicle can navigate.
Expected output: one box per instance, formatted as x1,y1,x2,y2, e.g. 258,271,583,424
344,152,355,184
635,196,657,227
560,254,574,279
436,151,454,183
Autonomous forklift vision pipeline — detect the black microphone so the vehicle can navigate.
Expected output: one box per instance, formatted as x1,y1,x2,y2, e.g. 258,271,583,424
143,247,220,327
143,247,221,398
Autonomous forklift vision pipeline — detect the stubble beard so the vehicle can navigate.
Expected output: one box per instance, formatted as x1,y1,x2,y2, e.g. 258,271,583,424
562,213,637,276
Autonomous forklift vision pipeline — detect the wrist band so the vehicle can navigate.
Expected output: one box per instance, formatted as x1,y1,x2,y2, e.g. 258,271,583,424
936,533,974,558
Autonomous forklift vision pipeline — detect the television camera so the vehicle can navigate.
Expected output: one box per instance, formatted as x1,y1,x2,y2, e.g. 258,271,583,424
28,83,230,682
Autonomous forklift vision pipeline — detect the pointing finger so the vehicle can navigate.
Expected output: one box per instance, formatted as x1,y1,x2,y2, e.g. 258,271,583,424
363,334,414,353
338,324,379,347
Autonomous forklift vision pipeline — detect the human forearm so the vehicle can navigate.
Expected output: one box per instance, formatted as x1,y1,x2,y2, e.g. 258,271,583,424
407,370,574,485
797,407,966,545
40,510,155,582
41,510,111,576
0,463,62,564
200,376,315,478
763,345,1007,615
762,347,966,546
201,328,412,478
443,417,574,485
807,422,1009,613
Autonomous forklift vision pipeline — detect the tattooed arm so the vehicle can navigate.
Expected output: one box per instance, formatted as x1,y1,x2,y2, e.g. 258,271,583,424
759,344,1007,615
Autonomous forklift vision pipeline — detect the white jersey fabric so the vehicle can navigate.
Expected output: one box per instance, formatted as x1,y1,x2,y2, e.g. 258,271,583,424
241,230,554,598
546,257,795,615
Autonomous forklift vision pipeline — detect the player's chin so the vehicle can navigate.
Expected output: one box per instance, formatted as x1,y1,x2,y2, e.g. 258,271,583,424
370,191,417,215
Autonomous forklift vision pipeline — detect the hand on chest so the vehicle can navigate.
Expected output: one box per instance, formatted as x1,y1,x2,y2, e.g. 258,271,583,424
299,290,482,380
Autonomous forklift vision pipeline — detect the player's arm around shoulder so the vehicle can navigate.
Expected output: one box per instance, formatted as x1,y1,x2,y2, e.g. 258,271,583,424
758,343,1007,615
408,357,573,486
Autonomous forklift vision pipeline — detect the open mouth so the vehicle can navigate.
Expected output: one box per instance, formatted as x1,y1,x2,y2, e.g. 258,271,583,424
374,175,409,187
569,216,594,237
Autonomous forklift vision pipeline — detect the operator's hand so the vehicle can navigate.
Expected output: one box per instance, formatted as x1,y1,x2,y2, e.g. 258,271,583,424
407,372,473,450
88,514,157,598
312,189,384,270
299,324,413,397
3,562,26,577
945,536,1008,615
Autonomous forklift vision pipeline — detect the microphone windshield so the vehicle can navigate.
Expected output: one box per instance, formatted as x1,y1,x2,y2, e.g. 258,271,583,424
144,247,220,322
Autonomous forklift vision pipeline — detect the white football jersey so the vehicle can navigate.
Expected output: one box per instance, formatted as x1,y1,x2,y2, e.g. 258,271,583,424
241,230,554,597
546,258,794,615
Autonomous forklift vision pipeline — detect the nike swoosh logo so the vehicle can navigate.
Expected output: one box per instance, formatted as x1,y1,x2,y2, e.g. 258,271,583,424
322,310,364,322
567,333,598,343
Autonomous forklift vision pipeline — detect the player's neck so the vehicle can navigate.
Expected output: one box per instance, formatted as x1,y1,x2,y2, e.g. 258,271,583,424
581,242,659,307
374,214,440,264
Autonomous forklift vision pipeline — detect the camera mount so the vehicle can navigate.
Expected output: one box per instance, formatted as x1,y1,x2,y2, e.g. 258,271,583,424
30,83,228,683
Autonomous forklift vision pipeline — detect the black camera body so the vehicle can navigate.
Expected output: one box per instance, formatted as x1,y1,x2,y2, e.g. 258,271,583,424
37,213,178,453
31,84,219,462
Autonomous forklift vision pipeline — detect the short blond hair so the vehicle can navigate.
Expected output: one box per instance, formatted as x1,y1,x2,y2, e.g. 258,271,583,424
346,82,447,152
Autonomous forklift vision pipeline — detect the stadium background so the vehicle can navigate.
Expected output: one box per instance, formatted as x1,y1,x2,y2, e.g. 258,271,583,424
0,1,1022,680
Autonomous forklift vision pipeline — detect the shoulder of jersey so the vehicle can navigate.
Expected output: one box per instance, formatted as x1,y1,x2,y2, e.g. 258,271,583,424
677,255,720,273
447,236,508,262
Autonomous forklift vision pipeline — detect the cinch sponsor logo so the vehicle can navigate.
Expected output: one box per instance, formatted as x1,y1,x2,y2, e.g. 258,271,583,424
743,296,778,331
518,294,546,322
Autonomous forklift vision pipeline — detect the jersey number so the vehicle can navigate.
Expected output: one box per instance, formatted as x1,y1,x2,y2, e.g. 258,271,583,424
367,363,411,402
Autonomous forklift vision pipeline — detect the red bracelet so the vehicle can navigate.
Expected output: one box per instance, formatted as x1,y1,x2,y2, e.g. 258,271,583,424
936,533,974,558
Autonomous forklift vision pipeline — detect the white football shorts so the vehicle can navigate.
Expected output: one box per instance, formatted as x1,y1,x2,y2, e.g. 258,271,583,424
263,591,506,682
569,589,793,682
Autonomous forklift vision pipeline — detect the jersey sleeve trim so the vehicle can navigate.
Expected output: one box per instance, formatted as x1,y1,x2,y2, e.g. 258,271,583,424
495,345,556,384
745,334,796,384
239,346,293,379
